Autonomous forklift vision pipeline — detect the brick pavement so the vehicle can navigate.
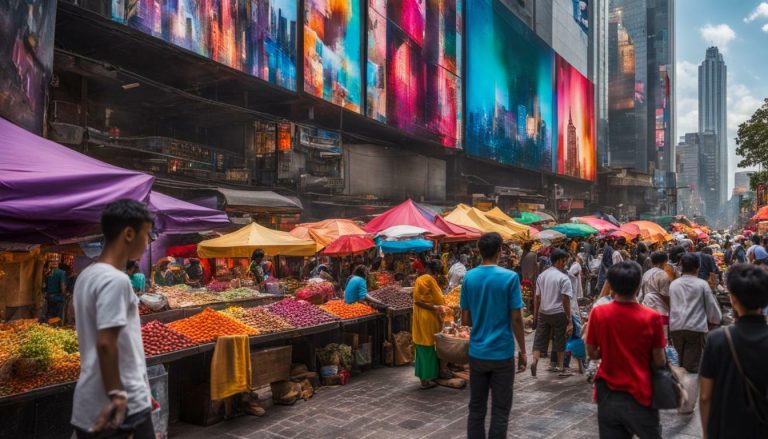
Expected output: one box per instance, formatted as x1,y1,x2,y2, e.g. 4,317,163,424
170,362,703,439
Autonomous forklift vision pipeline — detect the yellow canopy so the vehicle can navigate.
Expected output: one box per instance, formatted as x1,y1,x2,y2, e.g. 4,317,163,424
483,207,532,237
444,205,515,240
198,222,317,258
289,219,367,251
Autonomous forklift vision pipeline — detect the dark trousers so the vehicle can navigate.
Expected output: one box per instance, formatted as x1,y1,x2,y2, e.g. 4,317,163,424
74,409,154,439
468,357,515,439
670,330,706,373
596,381,661,439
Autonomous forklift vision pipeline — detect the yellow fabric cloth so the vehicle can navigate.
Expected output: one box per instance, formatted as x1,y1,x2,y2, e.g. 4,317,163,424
210,335,252,401
412,274,445,346
197,222,317,258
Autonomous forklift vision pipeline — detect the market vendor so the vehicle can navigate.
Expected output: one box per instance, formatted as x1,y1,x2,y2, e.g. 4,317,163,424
42,262,68,322
412,260,451,389
249,250,266,284
344,265,369,304
126,260,146,294
184,258,204,288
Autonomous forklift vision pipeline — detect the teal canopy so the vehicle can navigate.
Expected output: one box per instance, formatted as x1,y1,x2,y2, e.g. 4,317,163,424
513,212,544,225
376,238,433,254
551,223,599,238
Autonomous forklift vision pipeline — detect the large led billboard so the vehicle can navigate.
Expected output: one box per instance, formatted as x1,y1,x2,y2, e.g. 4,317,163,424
555,55,596,181
0,0,56,133
366,0,462,148
109,0,298,91
465,0,554,172
304,0,362,112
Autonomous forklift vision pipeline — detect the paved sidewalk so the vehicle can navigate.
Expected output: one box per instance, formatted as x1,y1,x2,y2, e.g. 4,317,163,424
170,364,703,438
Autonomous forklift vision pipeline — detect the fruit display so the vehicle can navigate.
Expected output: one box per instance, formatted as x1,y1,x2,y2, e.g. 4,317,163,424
294,281,335,302
368,286,412,310
157,285,219,308
219,307,295,334
206,280,230,293
0,320,80,397
217,287,260,302
141,321,196,357
280,278,305,295
372,271,396,288
320,300,378,320
168,308,258,343
267,298,339,328
444,286,462,308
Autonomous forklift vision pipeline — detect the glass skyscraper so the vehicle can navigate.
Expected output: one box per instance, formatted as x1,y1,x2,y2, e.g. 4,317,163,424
699,47,727,205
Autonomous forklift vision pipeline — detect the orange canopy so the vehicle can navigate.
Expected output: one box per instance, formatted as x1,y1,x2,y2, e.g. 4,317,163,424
290,219,367,251
619,221,673,243
753,205,768,221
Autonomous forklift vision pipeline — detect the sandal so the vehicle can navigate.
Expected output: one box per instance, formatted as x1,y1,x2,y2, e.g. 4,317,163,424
547,366,560,373
530,361,538,377
419,381,437,390
558,370,574,377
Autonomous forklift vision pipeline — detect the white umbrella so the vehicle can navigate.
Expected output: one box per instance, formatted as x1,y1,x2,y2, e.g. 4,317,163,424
375,225,430,240
534,229,567,241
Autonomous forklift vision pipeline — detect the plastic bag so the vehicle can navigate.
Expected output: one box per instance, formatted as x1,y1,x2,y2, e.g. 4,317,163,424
140,293,168,311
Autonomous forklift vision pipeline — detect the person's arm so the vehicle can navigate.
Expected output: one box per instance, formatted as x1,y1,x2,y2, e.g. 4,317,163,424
652,347,667,367
511,308,527,371
60,273,67,296
586,343,600,360
562,294,573,336
704,287,723,324
92,326,128,431
461,309,472,327
699,377,714,439
585,307,600,359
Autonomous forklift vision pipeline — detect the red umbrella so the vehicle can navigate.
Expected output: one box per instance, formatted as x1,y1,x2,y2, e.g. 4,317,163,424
321,235,376,257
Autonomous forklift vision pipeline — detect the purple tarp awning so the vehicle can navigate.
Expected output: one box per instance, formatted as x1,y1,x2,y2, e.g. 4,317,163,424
0,117,154,242
149,191,230,234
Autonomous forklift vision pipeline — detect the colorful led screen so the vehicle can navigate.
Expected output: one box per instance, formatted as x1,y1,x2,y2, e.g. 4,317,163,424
366,0,463,148
466,0,554,171
0,0,56,133
304,0,362,112
109,0,298,91
555,55,595,181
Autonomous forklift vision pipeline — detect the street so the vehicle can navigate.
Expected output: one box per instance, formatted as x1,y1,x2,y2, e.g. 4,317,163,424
171,339,704,438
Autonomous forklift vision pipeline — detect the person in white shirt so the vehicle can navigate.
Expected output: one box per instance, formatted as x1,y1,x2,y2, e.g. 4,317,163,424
447,254,468,289
639,252,672,333
669,253,722,373
72,199,156,438
611,237,627,265
531,250,574,376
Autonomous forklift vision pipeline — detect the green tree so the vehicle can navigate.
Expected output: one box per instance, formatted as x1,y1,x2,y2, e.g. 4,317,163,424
735,98,768,190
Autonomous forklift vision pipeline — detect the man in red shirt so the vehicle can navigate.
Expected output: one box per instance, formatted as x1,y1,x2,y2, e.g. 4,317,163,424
586,261,667,439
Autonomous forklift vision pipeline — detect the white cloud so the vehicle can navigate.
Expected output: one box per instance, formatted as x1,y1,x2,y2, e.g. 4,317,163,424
675,61,699,138
762,23,768,32
745,2,768,22
699,24,736,52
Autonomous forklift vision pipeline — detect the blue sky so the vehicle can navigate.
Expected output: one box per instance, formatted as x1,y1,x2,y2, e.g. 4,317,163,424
677,0,768,192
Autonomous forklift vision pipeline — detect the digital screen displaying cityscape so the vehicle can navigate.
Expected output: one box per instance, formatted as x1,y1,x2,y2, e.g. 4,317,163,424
108,0,298,91
555,55,596,181
466,0,556,173
304,0,363,112
366,0,463,149
96,0,596,181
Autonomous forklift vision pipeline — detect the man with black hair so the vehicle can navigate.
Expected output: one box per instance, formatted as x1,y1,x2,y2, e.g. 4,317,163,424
746,234,762,263
460,232,527,439
639,252,672,331
72,199,155,438
586,261,667,438
531,249,573,376
669,253,722,373
700,264,768,438
249,249,266,285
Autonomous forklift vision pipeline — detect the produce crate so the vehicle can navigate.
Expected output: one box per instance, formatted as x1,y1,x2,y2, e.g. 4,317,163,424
251,346,293,388
179,383,230,426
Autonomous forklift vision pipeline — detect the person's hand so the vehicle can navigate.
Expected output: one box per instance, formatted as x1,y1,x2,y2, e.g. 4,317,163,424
91,395,127,432
531,318,538,330
517,352,527,373
566,322,574,337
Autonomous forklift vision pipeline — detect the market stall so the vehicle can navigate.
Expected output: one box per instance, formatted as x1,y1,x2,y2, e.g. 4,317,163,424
197,222,317,258
364,199,447,238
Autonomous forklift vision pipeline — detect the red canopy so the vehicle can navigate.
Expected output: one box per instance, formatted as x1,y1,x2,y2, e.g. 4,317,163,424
433,215,481,242
364,199,447,237
321,235,376,256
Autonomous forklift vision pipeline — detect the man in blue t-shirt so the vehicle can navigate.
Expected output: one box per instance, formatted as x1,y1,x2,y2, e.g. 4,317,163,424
460,232,527,439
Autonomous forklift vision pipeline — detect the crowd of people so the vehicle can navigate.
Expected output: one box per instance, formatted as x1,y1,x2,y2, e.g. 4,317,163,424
60,198,768,439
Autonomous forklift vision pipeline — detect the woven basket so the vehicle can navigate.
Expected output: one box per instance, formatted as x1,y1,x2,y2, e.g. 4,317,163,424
434,333,469,364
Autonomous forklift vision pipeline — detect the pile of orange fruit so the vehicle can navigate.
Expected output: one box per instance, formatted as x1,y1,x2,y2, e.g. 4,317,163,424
168,308,258,343
444,286,462,308
320,300,378,320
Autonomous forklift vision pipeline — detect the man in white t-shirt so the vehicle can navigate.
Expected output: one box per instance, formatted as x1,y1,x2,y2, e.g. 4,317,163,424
639,252,672,333
447,254,468,289
72,199,155,438
531,249,574,376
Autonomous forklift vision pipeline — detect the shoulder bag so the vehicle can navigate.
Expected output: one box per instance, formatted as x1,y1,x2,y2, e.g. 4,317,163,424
651,362,685,409
723,326,768,424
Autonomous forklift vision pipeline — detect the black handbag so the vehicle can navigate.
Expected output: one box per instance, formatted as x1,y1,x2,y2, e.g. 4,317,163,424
724,326,768,425
651,363,684,409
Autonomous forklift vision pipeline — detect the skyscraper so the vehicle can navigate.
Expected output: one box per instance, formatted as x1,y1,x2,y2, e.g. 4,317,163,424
698,47,727,205
699,131,720,217
607,0,675,174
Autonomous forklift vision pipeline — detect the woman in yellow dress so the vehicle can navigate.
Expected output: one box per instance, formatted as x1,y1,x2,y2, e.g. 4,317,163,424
412,259,451,389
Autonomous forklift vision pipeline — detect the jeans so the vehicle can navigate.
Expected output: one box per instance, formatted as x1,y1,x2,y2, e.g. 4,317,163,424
74,409,154,439
596,381,661,439
468,357,515,439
